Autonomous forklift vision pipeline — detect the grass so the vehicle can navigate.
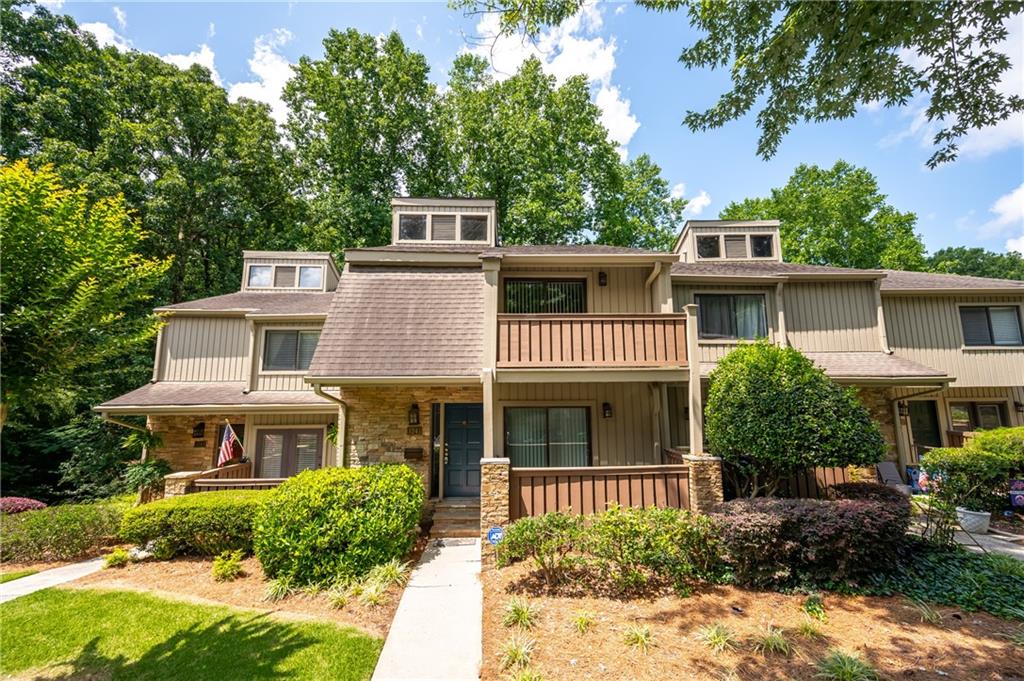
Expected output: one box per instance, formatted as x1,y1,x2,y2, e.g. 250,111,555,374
500,635,535,670
263,576,294,602
503,596,538,629
751,625,791,656
0,588,381,680
508,668,543,681
696,623,738,654
0,569,38,584
815,650,879,681
797,620,826,639
572,610,595,634
908,597,942,624
623,623,655,653
364,558,410,589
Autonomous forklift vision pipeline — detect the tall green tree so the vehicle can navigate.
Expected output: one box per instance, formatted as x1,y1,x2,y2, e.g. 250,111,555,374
464,0,1024,167
0,161,172,425
720,161,927,270
927,246,1024,281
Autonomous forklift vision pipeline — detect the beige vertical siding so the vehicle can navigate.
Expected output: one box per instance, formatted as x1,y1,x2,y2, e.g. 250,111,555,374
673,283,778,362
884,295,1024,387
252,321,323,391
160,317,248,381
501,266,652,313
495,382,661,466
784,281,879,351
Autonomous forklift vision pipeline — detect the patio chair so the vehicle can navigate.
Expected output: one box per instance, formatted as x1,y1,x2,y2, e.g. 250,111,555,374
875,461,913,496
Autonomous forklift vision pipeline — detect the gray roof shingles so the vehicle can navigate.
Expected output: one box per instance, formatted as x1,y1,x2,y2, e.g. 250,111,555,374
156,291,335,315
307,267,485,378
879,269,1024,291
98,382,331,409
701,351,948,380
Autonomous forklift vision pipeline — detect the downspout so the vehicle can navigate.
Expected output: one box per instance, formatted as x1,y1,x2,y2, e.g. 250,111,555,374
644,262,662,313
874,279,892,354
313,383,349,468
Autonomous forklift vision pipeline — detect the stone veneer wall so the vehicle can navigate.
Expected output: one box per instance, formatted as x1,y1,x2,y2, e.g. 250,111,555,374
148,414,247,472
339,385,484,497
479,458,510,569
857,387,897,463
682,455,725,513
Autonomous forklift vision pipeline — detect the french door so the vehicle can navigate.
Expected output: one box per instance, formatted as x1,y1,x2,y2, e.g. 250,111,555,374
255,429,323,478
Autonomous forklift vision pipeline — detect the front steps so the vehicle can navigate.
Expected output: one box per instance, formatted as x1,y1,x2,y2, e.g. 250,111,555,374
430,498,480,539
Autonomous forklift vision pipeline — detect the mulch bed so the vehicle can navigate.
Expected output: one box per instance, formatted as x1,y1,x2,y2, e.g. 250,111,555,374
482,561,1024,681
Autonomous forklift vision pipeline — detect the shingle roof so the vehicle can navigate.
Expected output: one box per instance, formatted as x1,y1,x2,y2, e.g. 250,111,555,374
701,351,948,381
349,243,489,254
156,291,335,315
672,261,882,278
484,244,669,256
97,382,332,411
879,269,1024,291
308,267,485,378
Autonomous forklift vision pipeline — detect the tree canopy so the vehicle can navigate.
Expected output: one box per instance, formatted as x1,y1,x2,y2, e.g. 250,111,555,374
465,0,1024,167
720,161,927,270
927,247,1024,281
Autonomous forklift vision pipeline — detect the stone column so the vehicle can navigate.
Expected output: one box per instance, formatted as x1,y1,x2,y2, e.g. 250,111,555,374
162,471,204,497
479,457,510,569
683,455,724,513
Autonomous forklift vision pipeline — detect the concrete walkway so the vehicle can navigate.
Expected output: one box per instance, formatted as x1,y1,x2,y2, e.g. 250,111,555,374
0,557,105,604
372,538,482,681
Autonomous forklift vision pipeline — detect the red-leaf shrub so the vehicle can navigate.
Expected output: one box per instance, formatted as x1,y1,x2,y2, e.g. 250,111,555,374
712,496,910,587
830,482,910,506
0,497,47,515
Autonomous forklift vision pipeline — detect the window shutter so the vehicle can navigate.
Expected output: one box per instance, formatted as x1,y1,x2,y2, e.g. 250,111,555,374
297,331,320,370
724,235,747,258
989,307,1022,345
431,214,457,240
959,308,992,346
264,331,298,370
274,266,296,288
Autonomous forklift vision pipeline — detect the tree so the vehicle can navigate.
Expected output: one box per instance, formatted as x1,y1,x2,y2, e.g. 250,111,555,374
720,161,927,270
705,342,886,498
465,0,1024,167
928,246,1024,281
0,161,172,425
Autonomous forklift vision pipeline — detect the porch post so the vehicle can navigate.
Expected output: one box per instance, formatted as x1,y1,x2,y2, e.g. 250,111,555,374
482,369,495,459
684,304,705,455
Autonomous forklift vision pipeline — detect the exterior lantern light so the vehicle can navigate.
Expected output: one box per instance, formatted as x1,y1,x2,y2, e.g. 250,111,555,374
602,402,613,419
1015,401,1024,414
897,402,910,418
408,403,420,426
192,422,206,438
598,271,608,287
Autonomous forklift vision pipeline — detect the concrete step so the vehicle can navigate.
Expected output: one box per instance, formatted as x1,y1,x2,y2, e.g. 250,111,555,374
430,526,480,539
433,508,480,522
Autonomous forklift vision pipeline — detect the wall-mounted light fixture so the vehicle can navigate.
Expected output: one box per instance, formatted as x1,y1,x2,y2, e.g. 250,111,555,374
192,422,206,439
1015,401,1024,414
897,402,909,418
598,271,608,287
602,402,613,419
408,403,420,426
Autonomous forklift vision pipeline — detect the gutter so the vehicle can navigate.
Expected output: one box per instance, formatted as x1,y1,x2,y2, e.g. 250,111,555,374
312,383,349,468
643,261,662,313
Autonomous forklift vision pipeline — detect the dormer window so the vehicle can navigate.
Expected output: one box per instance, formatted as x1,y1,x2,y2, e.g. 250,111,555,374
274,266,296,287
399,214,427,240
724,235,747,259
248,265,272,288
751,235,774,258
298,266,323,289
696,236,721,259
461,215,488,241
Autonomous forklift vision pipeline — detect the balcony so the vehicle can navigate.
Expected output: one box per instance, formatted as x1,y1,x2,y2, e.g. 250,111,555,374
496,314,688,369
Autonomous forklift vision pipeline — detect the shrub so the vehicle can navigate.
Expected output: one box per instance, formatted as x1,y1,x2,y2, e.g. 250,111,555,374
122,458,172,494
920,447,1013,512
497,511,583,583
212,550,245,582
104,548,131,568
120,490,265,557
503,597,538,629
572,611,595,634
706,342,886,497
0,497,47,515
816,650,879,681
802,594,828,622
712,496,910,588
253,464,424,585
500,635,535,670
751,625,791,656
0,498,129,561
971,426,1024,472
830,482,909,505
623,624,654,653
696,623,737,653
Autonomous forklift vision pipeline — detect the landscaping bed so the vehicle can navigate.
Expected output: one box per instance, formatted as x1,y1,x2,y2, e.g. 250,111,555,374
482,560,1024,681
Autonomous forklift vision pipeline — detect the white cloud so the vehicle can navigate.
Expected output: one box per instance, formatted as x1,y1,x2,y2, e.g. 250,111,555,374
38,0,64,8
113,6,126,30
161,44,221,86
614,4,626,15
208,23,216,39
670,183,686,200
682,190,712,217
466,4,639,154
416,23,424,40
228,29,295,125
80,22,133,50
1007,233,1024,254
982,183,1024,235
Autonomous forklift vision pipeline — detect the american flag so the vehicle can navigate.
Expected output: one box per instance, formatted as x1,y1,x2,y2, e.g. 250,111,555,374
218,422,241,466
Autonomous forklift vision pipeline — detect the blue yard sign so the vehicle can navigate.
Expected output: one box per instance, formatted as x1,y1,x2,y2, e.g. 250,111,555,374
487,526,505,545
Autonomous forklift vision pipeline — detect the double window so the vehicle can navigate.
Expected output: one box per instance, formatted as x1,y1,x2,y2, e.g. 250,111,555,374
256,429,323,478
949,402,1007,431
263,330,320,371
959,306,1023,347
695,234,774,260
247,265,323,289
398,213,489,242
505,406,591,467
505,279,586,313
695,293,767,340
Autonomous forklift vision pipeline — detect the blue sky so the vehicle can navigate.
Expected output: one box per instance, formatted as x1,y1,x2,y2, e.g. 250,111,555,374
51,1,1024,255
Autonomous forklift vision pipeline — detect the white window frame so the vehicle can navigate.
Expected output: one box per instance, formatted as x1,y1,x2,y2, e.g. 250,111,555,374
259,326,322,375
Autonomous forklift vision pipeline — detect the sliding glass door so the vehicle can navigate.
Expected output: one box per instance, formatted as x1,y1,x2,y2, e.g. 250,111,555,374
505,406,591,468
255,429,323,478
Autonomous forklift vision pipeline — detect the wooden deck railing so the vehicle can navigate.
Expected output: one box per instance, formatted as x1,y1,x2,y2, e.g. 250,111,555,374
194,477,286,492
509,465,691,520
497,314,688,369
777,466,852,500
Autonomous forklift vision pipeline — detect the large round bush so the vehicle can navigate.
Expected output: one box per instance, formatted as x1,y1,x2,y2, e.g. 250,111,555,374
706,341,886,497
254,464,424,585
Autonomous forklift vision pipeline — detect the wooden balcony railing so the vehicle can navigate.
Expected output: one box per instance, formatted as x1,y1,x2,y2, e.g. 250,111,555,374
497,314,688,369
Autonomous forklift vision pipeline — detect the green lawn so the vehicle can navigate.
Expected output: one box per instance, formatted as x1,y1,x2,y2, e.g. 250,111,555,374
0,588,383,680
0,569,38,584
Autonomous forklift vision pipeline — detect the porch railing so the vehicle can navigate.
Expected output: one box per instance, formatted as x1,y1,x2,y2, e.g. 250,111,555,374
193,477,286,492
777,466,852,500
509,464,691,520
497,314,688,369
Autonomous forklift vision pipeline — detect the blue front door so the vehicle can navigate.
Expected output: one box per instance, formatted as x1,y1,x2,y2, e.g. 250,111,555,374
445,404,483,497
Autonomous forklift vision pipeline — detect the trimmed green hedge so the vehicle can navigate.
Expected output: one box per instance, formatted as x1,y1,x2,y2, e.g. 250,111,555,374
254,464,424,585
970,426,1024,472
120,490,266,557
0,496,132,562
920,447,1014,513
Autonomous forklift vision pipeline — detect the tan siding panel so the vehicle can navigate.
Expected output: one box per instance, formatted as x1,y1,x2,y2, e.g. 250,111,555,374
785,282,878,351
161,317,248,382
502,266,650,313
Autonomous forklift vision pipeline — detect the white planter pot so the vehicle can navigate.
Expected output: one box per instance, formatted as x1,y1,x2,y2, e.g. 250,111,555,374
955,507,991,534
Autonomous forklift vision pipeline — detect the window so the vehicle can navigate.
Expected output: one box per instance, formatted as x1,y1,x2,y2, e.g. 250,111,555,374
696,235,721,259
274,266,296,288
695,293,767,340
950,402,1007,431
248,265,272,288
431,214,457,240
724,235,747,258
505,407,590,467
398,214,427,240
460,215,488,241
959,306,1023,346
505,279,586,313
256,429,323,478
298,266,323,289
263,330,320,371
751,235,774,258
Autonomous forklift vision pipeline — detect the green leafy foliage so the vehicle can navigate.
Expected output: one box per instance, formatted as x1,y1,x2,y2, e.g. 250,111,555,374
623,623,655,653
120,490,266,557
0,496,130,561
696,623,737,654
802,595,828,622
211,549,245,582
920,447,1015,513
751,625,791,657
503,597,538,629
253,465,424,585
121,458,172,494
712,496,910,588
104,548,131,568
815,650,879,681
928,247,1024,281
706,342,886,497
572,610,595,634
970,426,1024,472
720,161,926,270
497,511,583,583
